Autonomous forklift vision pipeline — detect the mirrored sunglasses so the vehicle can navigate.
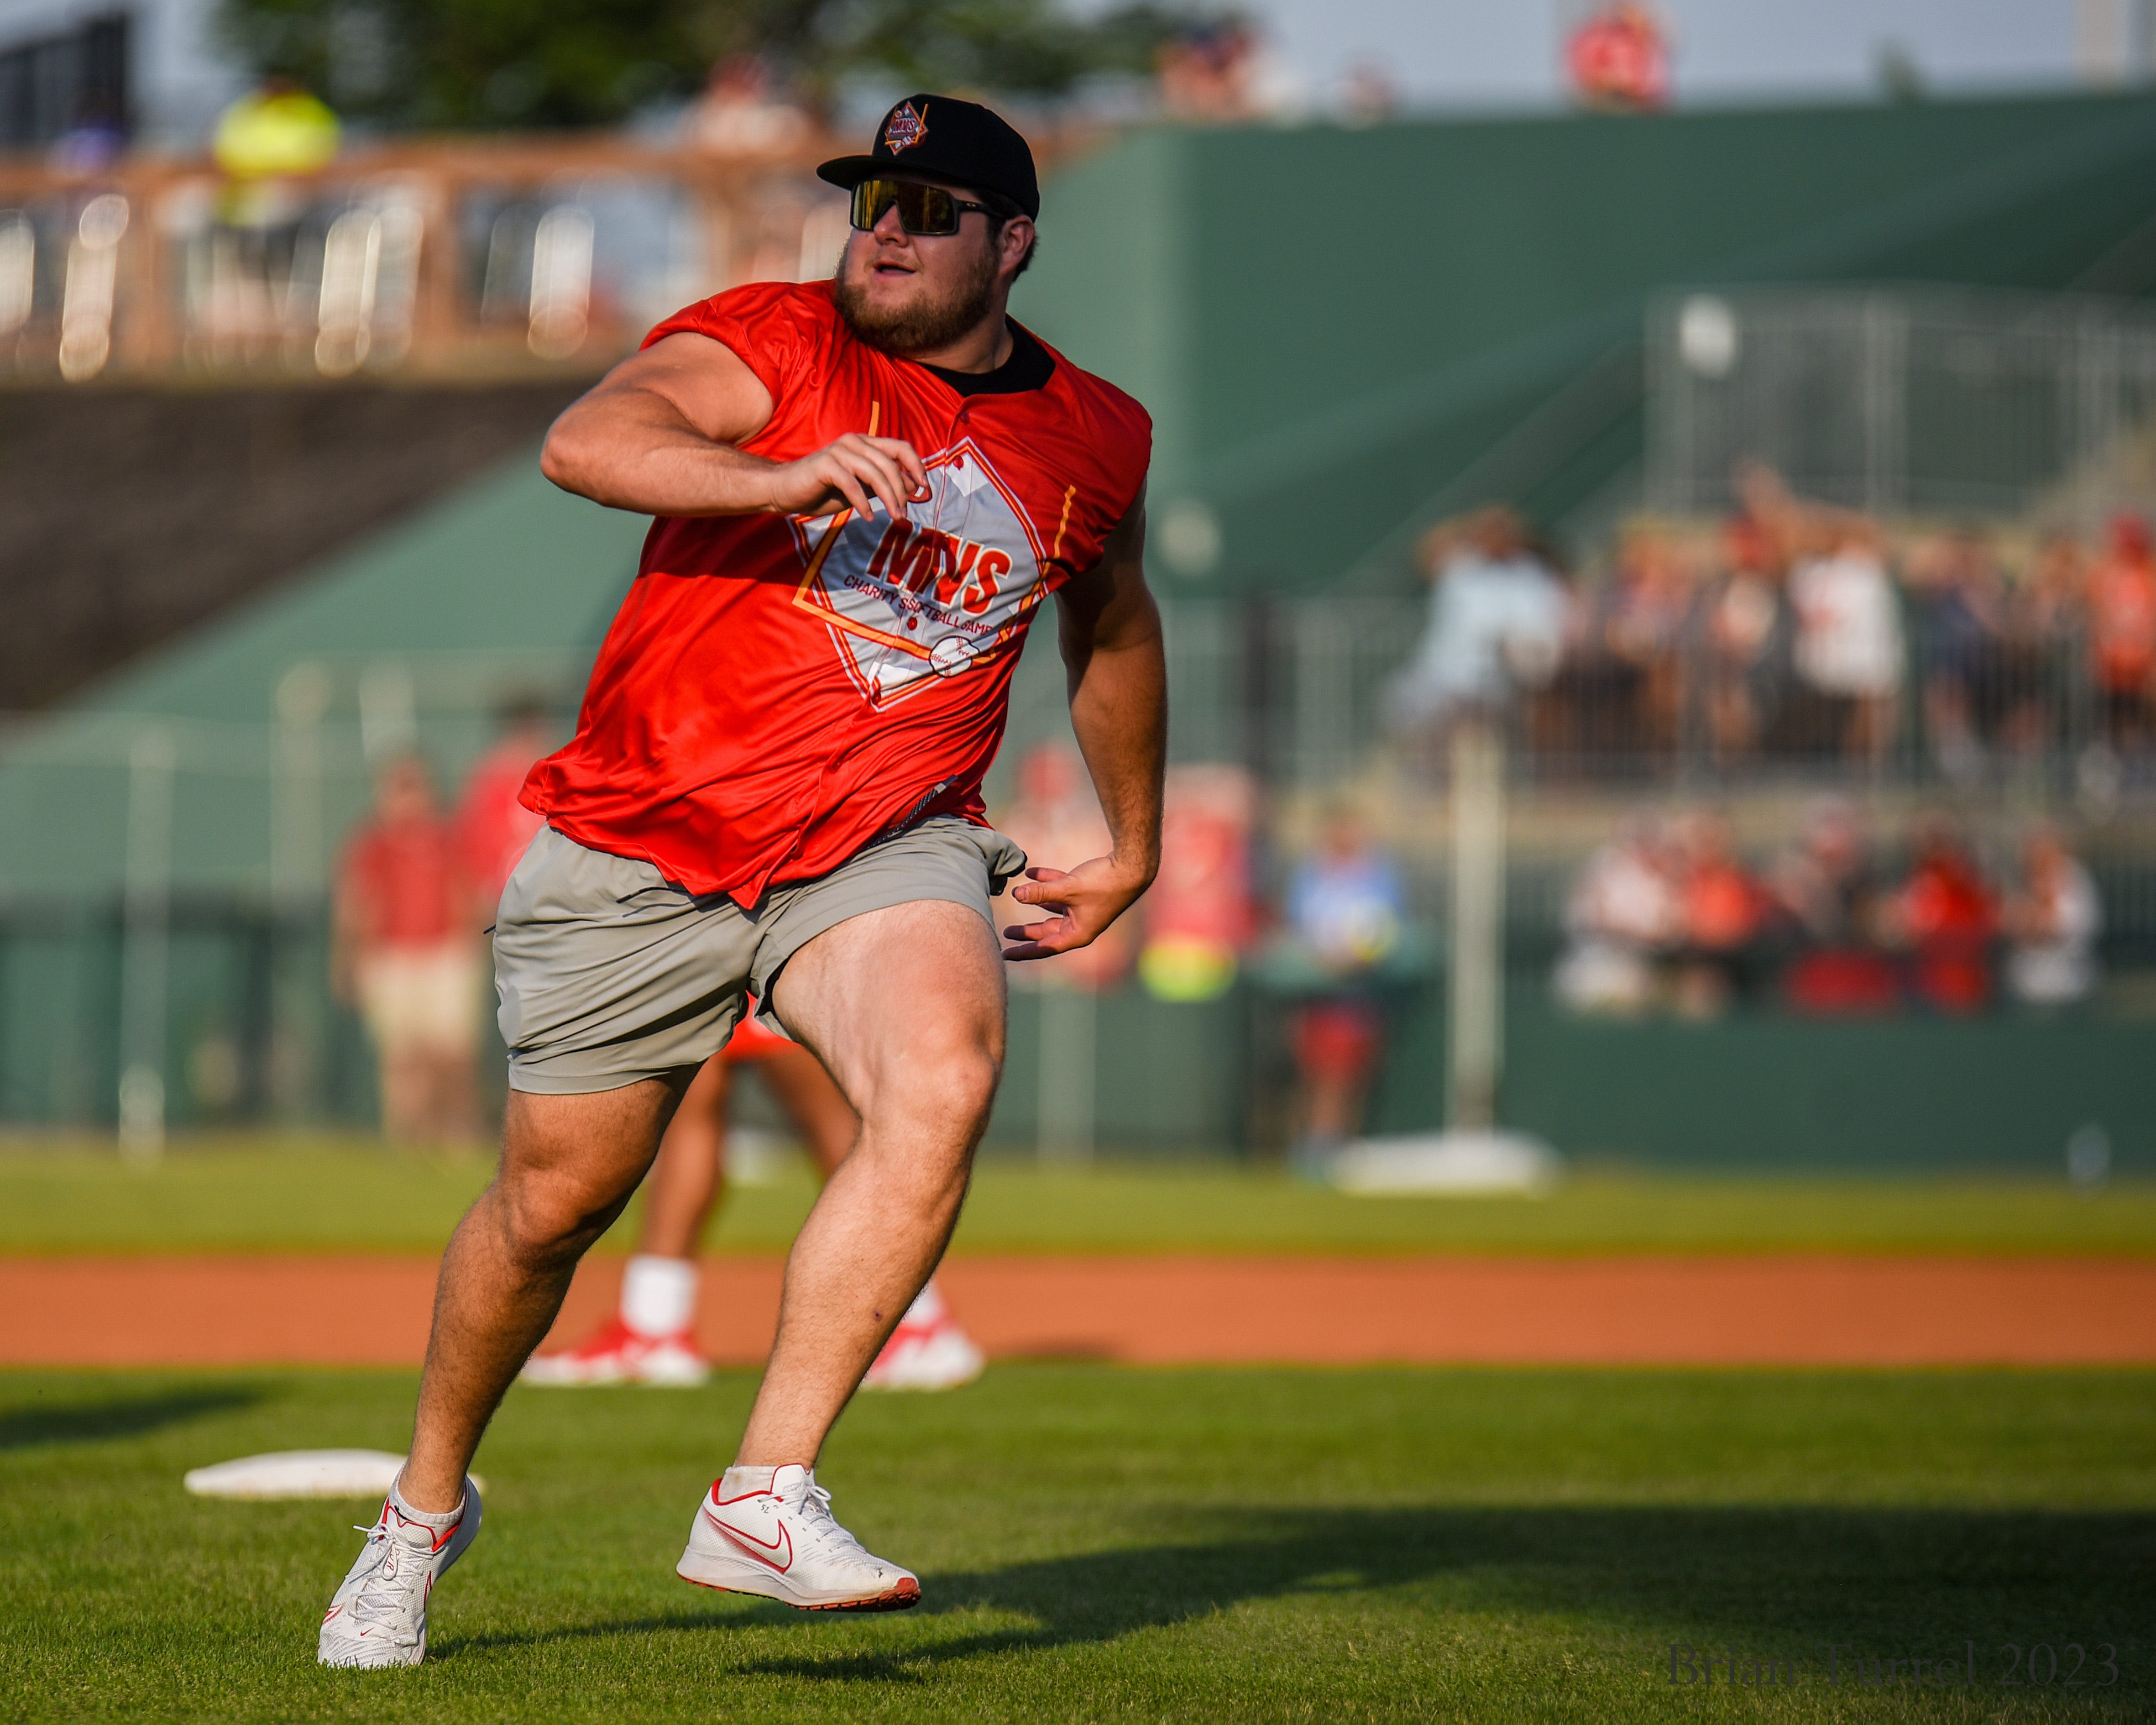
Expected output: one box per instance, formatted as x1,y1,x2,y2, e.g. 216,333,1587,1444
849,178,996,237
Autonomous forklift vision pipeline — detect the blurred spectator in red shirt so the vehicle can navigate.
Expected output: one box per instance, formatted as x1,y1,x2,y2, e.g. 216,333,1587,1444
334,754,483,1143
456,698,554,915
1881,815,1997,1015
1769,797,1899,1015
1139,764,1259,1003
1566,3,1670,111
2086,513,2156,753
2004,825,2102,1008
1668,809,1767,1018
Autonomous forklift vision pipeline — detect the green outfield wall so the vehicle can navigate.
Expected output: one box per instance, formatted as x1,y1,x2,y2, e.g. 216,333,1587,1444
983,980,2156,1177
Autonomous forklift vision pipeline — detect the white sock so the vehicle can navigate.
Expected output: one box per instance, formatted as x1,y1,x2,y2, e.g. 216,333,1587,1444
900,1279,947,1327
621,1254,698,1338
389,1479,463,1526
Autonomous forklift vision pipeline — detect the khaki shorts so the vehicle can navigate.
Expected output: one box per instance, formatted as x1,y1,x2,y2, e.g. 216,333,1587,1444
358,943,483,1058
494,817,1026,1095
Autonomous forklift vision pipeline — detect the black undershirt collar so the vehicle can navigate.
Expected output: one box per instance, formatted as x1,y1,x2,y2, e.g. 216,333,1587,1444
920,320,1055,397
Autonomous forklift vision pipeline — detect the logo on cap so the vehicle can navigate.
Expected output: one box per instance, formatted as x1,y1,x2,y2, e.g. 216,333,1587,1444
882,100,929,153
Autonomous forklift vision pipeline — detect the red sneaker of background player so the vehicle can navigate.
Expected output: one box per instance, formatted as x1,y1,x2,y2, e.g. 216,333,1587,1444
521,1316,712,1387
861,1283,984,1392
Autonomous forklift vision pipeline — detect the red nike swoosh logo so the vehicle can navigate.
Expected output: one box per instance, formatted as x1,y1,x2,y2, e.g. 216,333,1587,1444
703,1504,792,1573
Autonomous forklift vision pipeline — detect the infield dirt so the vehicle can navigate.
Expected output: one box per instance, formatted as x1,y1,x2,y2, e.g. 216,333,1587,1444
5,1253,2154,1368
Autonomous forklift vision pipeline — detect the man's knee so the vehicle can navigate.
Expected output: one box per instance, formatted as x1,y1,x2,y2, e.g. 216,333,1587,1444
489,1079,680,1263
843,1032,998,1206
491,1109,652,1264
492,1164,629,1266
884,1034,1000,1136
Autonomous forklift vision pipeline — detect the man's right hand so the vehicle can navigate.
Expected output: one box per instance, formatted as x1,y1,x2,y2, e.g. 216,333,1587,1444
765,434,930,522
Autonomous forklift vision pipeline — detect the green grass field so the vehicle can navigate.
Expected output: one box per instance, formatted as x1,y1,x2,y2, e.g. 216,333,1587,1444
2,1364,2150,1721
4,1136,2155,1257
5,1140,2151,1717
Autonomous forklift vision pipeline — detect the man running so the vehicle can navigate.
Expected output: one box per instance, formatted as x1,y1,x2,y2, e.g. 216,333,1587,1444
520,1010,984,1390
319,94,1162,1666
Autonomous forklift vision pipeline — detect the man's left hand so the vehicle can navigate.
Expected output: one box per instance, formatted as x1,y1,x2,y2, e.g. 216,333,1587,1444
1001,859,1151,961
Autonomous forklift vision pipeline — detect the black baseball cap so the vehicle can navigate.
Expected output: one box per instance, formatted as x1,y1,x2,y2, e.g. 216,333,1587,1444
816,95,1040,221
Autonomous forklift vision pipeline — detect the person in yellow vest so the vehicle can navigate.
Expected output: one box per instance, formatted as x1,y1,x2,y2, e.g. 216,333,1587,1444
213,79,340,179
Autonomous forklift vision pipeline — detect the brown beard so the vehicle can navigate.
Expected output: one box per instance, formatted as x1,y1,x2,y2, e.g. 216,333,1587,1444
832,239,1000,359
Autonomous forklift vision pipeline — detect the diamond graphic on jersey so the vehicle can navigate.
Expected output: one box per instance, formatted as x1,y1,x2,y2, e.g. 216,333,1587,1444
791,440,1053,708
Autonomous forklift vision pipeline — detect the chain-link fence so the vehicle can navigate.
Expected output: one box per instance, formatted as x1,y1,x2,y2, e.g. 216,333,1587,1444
1647,285,2156,521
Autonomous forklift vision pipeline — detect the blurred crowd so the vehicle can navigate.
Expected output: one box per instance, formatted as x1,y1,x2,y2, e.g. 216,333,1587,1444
1390,467,2156,791
1555,801,2102,1020
330,722,2108,1161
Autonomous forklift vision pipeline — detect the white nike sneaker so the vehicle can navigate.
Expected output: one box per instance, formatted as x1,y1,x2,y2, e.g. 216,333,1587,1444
677,1464,919,1611
317,1478,481,1667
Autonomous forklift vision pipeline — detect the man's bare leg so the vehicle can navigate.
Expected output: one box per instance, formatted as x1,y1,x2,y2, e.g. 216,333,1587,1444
759,1043,863,1178
400,1075,690,1510
738,900,1004,1465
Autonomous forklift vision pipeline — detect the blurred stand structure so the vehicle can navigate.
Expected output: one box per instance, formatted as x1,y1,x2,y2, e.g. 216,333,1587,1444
0,118,1091,381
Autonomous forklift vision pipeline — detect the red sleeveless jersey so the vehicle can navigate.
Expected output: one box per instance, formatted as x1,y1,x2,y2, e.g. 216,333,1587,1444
521,282,1152,905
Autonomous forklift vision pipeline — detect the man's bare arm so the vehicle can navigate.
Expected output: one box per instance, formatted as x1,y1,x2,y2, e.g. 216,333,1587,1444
539,331,928,522
1004,492,1167,960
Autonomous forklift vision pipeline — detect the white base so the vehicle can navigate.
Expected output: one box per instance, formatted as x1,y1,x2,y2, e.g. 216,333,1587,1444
1329,1130,1561,1196
183,1449,488,1501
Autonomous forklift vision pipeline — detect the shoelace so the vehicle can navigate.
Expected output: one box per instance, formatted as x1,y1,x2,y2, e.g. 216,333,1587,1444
787,1481,874,1566
344,1520,427,1638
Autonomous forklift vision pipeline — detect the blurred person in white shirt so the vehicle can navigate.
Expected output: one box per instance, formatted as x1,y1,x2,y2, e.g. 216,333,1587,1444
1388,506,1570,754
1554,808,1680,1014
1740,464,1904,766
2004,826,2101,1007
